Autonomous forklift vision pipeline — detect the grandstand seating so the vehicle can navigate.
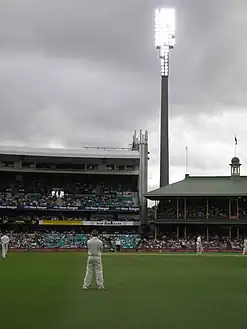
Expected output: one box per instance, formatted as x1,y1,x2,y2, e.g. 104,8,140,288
5,231,245,250
0,181,137,210
7,232,141,249
111,234,140,249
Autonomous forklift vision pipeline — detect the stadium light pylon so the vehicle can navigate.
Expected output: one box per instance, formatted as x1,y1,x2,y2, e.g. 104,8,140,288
154,8,175,187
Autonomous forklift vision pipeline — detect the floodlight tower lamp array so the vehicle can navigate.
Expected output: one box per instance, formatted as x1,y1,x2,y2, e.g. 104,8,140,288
154,8,176,77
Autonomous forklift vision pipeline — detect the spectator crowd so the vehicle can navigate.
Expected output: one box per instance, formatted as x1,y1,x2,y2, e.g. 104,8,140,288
157,204,247,219
3,231,140,249
0,181,138,210
141,236,242,250
1,230,244,251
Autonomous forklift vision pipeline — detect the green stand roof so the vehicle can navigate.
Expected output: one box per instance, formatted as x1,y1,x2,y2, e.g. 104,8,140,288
145,174,247,200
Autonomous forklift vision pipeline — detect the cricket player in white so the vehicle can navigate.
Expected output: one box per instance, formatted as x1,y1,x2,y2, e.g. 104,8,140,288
83,230,104,290
115,237,121,252
196,235,203,255
242,238,247,255
1,234,9,259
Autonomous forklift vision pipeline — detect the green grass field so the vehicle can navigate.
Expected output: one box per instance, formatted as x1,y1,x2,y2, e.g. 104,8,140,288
1,252,247,329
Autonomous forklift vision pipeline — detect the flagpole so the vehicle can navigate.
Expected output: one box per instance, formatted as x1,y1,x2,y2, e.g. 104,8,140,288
234,134,237,157
185,146,188,174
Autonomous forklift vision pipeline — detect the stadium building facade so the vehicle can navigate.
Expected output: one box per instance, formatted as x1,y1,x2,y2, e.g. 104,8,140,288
145,157,247,242
0,131,149,233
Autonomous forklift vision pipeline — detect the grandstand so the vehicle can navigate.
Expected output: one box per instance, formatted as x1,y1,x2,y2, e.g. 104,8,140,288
2,148,247,252
0,132,149,248
145,157,247,243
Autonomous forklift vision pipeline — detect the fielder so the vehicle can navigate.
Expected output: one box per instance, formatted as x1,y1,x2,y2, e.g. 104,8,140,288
243,238,247,255
115,237,121,252
196,235,203,255
83,230,104,290
1,234,9,259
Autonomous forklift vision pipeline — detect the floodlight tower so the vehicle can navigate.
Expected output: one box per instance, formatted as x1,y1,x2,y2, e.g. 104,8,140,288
154,8,175,187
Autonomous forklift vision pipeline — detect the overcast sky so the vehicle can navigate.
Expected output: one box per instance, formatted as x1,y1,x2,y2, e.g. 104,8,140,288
1,0,247,191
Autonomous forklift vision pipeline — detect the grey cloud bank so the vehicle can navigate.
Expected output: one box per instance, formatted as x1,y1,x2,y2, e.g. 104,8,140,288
0,0,247,190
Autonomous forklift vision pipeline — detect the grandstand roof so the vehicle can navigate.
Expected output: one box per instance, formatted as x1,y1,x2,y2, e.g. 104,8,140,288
145,174,247,199
0,146,140,159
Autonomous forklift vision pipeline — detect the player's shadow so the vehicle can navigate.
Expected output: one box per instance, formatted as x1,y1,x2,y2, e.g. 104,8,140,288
82,287,108,291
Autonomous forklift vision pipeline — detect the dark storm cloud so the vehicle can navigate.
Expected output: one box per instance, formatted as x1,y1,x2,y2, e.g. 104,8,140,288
0,0,247,153
0,0,163,145
0,52,158,145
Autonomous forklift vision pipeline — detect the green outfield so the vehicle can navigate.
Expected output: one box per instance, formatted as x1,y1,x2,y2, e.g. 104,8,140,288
1,252,247,329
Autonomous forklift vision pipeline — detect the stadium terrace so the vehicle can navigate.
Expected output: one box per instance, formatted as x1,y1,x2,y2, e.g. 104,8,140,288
145,157,247,245
0,139,247,252
0,133,149,237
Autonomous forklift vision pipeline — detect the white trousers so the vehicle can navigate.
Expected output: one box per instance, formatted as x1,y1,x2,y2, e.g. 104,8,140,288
197,243,203,253
83,256,104,288
243,247,246,255
2,242,8,258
